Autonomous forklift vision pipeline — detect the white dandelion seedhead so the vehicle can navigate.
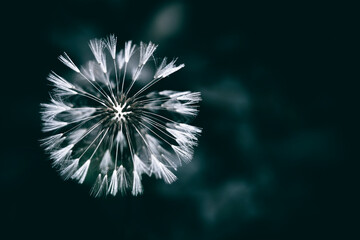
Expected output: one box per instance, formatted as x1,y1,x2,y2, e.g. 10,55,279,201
41,35,202,197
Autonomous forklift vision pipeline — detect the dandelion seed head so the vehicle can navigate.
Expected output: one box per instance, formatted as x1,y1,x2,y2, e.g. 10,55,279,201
41,35,201,197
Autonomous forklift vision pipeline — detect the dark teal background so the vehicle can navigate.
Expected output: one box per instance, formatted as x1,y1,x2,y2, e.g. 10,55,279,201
2,0,353,239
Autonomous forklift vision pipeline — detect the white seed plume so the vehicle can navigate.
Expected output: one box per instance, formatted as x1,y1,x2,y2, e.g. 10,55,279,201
89,39,107,73
118,165,130,194
71,159,90,184
155,58,185,79
41,35,201,197
139,42,157,66
124,41,136,63
105,34,117,60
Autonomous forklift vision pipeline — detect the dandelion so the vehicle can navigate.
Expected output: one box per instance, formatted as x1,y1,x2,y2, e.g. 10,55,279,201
41,35,201,197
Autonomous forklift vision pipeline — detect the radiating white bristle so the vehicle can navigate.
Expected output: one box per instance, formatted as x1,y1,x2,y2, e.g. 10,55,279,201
105,34,117,59
60,158,79,179
132,170,143,196
133,154,149,176
99,150,114,174
71,159,90,184
40,133,65,151
118,165,130,195
58,52,80,73
155,58,184,79
150,155,177,184
124,41,136,63
139,42,157,66
89,39,107,73
108,169,118,196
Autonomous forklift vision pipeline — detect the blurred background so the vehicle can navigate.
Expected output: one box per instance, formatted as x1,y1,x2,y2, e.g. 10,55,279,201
2,0,353,239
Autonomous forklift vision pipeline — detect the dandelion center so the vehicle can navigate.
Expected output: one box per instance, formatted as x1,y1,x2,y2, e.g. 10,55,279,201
112,102,130,122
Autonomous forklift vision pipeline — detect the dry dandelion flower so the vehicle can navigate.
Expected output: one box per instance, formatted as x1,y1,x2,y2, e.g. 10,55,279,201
41,35,201,196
